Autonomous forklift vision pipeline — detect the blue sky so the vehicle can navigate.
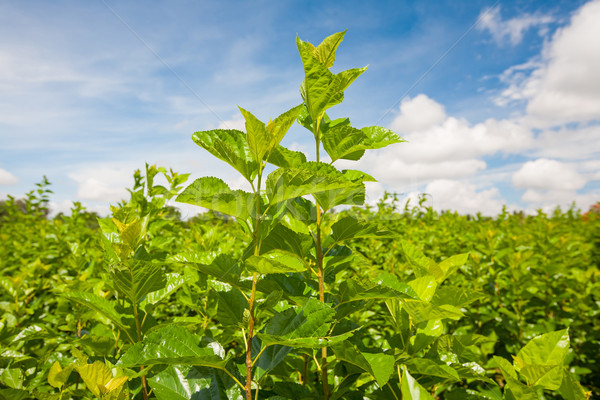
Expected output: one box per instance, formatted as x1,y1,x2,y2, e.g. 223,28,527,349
1,0,599,216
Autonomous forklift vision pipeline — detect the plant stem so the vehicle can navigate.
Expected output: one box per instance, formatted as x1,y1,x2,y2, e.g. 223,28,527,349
132,301,149,400
245,171,263,400
313,118,330,400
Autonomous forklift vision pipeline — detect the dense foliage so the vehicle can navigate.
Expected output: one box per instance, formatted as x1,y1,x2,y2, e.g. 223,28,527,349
1,32,598,400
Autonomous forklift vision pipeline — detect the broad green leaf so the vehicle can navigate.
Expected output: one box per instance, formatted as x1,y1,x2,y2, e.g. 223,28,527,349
330,343,393,387
294,162,364,211
401,365,435,400
402,300,464,324
363,352,395,387
216,289,247,326
360,126,404,149
113,218,144,251
172,253,241,287
408,276,437,303
257,331,354,349
118,325,228,369
257,298,344,349
266,104,304,152
431,286,483,308
331,216,387,243
339,278,416,305
437,253,469,283
112,261,166,305
75,361,113,398
322,125,404,162
514,329,569,390
149,365,243,400
404,358,460,382
141,273,191,308
311,30,346,68
239,106,270,162
0,389,31,400
149,366,204,400
559,369,589,400
176,177,255,220
266,162,358,206
268,145,307,168
297,36,367,120
62,291,137,344
259,223,313,259
341,169,376,182
240,105,303,164
48,362,73,389
192,129,258,182
246,252,307,275
401,241,437,277
322,125,367,162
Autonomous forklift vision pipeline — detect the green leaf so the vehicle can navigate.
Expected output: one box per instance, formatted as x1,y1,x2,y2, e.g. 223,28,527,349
363,352,395,387
216,289,248,326
268,145,307,168
0,389,31,400
322,125,404,162
149,365,243,400
239,105,303,164
117,325,228,369
403,359,460,382
559,369,589,400
266,104,304,153
192,129,258,182
62,291,137,344
401,241,437,278
401,365,435,400
246,252,307,275
112,262,166,305
176,176,255,220
171,253,241,287
259,223,313,259
360,126,404,149
437,253,469,283
408,276,437,303
239,106,270,162
48,362,73,389
332,344,394,388
141,273,191,308
431,286,483,308
311,30,346,68
514,329,569,390
257,298,346,349
402,300,464,324
148,366,205,400
331,216,387,243
75,361,118,398
266,162,359,206
257,331,354,349
297,35,367,120
322,125,367,162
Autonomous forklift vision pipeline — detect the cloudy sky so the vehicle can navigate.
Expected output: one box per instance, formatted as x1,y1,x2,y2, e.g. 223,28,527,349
1,0,599,216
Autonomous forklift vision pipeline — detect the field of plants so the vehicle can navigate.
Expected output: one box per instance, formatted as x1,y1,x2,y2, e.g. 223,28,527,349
1,31,599,400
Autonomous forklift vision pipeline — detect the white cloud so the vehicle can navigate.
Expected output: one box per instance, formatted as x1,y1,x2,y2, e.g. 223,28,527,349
497,0,600,125
521,188,599,213
410,179,507,216
390,94,446,133
512,158,587,191
478,6,554,46
69,166,133,203
340,95,533,188
530,124,600,160
0,168,19,185
218,117,246,131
